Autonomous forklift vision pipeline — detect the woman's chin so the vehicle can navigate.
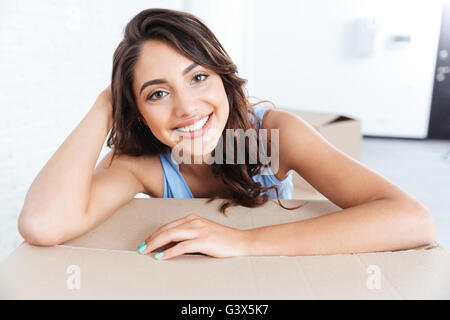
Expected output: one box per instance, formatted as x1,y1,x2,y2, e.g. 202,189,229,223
185,141,219,159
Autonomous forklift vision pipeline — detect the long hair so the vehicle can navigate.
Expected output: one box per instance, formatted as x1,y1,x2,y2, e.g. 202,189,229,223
107,8,307,215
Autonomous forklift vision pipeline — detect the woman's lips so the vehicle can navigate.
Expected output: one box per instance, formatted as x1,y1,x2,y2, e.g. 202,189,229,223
172,112,211,129
173,112,213,139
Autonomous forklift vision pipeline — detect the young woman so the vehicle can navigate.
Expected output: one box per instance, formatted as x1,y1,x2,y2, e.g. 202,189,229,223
18,8,435,260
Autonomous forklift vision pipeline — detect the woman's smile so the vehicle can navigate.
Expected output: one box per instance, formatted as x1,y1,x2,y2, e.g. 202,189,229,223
173,111,214,139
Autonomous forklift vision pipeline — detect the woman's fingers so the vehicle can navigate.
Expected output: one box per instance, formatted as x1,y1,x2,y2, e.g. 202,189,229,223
136,216,248,260
153,239,202,260
145,214,199,244
139,223,198,255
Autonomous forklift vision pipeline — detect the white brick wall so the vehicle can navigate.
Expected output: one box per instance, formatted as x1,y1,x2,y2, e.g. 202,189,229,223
0,0,183,262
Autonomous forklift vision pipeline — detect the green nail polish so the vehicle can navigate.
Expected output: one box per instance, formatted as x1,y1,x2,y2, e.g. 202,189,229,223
154,252,164,259
136,241,147,253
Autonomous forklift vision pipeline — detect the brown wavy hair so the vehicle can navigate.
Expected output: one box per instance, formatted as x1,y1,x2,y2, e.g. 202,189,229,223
106,8,307,216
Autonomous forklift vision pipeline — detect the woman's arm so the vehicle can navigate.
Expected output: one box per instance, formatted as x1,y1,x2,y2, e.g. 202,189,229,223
245,109,436,255
17,87,141,245
245,197,434,256
134,195,434,260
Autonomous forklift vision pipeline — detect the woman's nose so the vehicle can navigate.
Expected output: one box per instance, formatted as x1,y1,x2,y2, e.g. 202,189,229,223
173,88,200,118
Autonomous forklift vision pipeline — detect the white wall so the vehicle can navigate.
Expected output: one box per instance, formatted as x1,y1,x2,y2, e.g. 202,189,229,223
247,0,442,138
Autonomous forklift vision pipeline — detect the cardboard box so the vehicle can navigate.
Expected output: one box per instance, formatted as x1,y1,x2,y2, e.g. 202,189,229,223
278,108,362,200
1,198,449,299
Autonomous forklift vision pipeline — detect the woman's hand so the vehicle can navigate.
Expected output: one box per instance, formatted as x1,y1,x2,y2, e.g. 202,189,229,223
136,214,252,260
101,85,113,106
95,84,113,129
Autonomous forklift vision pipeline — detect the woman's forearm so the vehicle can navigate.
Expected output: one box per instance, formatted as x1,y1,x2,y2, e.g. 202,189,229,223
18,91,113,242
245,198,436,256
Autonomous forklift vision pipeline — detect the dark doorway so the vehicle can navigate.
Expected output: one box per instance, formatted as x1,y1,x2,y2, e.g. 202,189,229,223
428,4,450,139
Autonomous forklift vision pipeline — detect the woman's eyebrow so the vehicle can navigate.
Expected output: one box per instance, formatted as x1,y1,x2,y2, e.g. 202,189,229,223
139,62,199,95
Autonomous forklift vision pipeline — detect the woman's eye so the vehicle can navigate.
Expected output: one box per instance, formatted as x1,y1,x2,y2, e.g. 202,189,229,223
146,74,208,101
193,73,208,83
147,90,168,101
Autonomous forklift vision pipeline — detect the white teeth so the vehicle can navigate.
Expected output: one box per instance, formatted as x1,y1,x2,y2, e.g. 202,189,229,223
175,114,210,133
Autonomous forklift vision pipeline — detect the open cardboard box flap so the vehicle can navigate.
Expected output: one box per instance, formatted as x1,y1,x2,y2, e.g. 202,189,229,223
287,110,351,128
1,198,449,299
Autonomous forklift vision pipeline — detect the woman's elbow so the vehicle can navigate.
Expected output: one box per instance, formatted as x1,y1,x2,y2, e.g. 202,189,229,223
17,212,62,246
412,202,436,246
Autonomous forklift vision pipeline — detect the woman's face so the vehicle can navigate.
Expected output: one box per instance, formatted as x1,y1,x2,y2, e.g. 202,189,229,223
133,40,229,158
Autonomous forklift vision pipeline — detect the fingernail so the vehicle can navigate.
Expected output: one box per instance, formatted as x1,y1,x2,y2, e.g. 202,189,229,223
154,252,164,259
136,241,147,253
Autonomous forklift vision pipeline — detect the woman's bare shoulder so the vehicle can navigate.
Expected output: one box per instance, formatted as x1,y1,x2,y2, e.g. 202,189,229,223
260,107,294,130
106,151,164,198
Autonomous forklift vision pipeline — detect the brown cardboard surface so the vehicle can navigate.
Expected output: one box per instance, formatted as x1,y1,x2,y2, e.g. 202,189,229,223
278,108,361,200
1,198,449,299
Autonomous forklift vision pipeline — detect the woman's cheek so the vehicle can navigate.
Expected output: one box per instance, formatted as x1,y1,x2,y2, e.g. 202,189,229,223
145,114,170,142
201,80,227,106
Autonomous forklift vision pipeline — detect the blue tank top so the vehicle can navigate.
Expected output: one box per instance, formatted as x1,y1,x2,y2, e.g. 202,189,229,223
158,105,294,199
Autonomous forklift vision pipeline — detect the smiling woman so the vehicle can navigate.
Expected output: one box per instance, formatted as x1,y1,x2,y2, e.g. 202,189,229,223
107,8,303,213
17,8,435,259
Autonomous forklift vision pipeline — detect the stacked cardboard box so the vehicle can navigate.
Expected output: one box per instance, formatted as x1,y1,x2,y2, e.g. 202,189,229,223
1,198,448,299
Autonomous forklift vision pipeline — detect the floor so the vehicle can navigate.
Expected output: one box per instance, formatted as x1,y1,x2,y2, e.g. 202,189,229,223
359,137,450,251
